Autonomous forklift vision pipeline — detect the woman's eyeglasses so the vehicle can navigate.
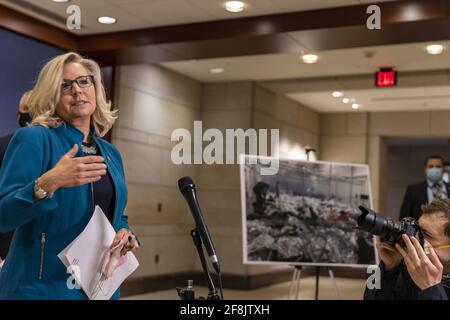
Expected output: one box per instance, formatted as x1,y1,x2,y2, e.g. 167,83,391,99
61,75,94,94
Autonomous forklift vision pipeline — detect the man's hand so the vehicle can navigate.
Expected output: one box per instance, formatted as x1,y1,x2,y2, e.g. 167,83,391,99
112,228,139,256
396,234,443,290
376,239,402,271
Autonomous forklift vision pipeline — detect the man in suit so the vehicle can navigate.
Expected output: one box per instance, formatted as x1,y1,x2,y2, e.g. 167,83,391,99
400,155,449,220
0,91,32,263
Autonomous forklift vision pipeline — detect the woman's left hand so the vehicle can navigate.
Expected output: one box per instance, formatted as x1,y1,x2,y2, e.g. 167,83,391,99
112,228,140,256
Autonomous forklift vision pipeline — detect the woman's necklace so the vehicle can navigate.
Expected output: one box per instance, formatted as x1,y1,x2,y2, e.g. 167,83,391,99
81,140,99,208
81,141,98,155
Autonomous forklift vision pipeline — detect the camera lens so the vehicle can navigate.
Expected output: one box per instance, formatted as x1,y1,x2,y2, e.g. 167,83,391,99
357,205,401,245
357,206,391,237
356,206,423,247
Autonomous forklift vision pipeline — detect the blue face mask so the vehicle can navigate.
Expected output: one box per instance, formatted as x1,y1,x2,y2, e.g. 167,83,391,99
427,167,443,183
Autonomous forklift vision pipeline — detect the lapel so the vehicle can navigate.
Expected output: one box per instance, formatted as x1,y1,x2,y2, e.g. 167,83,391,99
419,181,428,204
445,182,450,196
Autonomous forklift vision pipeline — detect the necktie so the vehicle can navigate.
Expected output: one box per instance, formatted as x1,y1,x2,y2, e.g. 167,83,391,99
432,183,446,200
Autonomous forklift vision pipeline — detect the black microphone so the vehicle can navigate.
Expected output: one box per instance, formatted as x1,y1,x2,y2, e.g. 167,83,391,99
178,176,220,274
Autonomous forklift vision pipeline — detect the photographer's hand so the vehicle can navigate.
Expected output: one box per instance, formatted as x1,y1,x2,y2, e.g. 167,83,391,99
376,239,402,271
396,234,443,290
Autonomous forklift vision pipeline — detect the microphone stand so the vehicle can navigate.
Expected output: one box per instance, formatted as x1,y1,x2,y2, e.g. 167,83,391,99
176,228,221,300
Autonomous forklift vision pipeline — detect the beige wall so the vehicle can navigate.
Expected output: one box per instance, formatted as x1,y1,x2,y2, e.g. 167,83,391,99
113,67,322,281
197,82,254,275
113,62,450,283
200,84,321,276
254,86,320,158
320,113,368,164
112,61,450,286
320,110,450,213
113,64,202,278
113,65,356,277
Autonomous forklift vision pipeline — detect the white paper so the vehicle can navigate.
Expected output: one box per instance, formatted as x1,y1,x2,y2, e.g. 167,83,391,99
58,206,139,300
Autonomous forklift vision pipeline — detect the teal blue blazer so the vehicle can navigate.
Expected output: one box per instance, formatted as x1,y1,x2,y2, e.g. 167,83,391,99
0,123,129,299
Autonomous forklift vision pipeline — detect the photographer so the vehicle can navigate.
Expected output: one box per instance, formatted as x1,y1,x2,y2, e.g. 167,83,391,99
364,199,450,300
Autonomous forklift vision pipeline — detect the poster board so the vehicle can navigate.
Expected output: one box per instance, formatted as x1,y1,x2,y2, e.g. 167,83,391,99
240,155,377,268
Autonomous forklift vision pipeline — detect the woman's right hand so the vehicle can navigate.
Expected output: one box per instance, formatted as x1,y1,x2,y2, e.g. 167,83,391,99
376,239,403,271
37,144,107,195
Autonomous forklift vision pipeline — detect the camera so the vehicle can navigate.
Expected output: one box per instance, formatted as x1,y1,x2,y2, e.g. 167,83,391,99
357,206,424,247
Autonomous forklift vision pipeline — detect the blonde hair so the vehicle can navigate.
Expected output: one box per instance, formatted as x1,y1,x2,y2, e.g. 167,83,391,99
28,52,117,137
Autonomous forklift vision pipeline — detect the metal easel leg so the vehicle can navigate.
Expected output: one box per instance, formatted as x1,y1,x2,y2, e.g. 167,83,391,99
288,268,296,299
288,266,302,300
327,267,341,300
315,266,320,300
294,266,302,300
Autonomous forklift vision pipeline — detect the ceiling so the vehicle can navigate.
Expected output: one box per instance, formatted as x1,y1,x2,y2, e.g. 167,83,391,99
0,0,396,35
161,40,450,82
2,0,447,114
288,86,450,113
160,40,450,113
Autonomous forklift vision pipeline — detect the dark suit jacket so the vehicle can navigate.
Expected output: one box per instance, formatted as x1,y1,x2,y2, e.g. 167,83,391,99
0,134,13,168
0,133,14,259
399,180,450,220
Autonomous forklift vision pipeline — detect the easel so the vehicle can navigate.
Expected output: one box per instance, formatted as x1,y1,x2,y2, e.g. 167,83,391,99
288,265,341,300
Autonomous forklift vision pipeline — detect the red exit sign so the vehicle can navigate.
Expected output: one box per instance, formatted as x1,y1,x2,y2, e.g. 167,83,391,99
375,68,397,87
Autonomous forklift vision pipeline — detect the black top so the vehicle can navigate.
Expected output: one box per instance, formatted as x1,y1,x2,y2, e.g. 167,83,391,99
364,261,449,300
0,133,13,168
81,142,116,223
0,134,14,259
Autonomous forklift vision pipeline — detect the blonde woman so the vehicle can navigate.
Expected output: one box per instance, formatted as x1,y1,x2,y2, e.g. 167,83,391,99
0,52,139,299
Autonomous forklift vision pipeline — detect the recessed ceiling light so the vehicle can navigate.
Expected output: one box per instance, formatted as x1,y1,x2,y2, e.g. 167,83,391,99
52,0,69,2
302,54,319,64
98,16,117,25
352,103,360,110
342,98,350,104
332,91,344,97
224,1,246,13
209,67,225,74
426,44,445,55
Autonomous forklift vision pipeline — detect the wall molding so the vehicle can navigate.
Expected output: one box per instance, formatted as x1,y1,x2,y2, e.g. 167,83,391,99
121,267,367,297
0,4,77,50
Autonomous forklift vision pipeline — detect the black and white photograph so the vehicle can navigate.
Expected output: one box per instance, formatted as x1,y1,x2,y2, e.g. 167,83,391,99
241,155,377,267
